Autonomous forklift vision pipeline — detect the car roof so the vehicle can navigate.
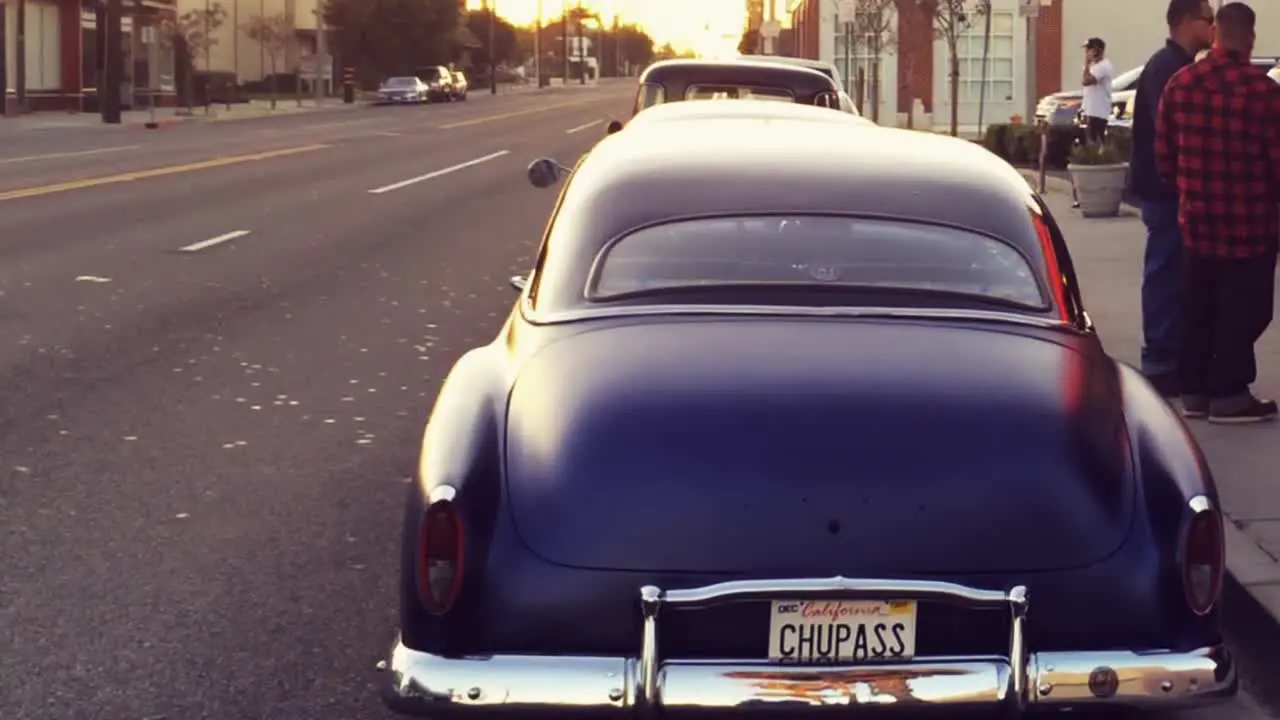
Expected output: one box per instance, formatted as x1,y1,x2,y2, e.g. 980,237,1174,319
638,58,839,89
736,54,838,74
536,107,1045,313
624,98,873,127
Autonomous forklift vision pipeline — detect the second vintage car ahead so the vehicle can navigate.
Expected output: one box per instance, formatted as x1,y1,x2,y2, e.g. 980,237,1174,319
380,101,1236,717
605,57,842,133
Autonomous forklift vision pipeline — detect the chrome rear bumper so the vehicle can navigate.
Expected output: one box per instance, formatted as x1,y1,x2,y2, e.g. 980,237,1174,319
379,577,1237,716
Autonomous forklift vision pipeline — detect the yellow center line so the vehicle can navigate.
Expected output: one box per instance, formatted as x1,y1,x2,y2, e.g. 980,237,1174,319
0,144,330,202
437,99,601,129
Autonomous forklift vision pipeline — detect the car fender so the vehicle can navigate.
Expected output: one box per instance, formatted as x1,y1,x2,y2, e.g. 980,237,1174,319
1117,361,1223,635
400,344,508,650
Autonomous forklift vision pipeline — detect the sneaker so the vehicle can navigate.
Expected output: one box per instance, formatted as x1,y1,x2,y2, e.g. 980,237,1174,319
1208,394,1278,424
1181,394,1209,419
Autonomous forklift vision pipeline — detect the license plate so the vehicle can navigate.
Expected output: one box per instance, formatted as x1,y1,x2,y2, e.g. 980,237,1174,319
768,600,917,663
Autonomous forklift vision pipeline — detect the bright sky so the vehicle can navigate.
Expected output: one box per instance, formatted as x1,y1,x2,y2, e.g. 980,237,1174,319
466,0,778,56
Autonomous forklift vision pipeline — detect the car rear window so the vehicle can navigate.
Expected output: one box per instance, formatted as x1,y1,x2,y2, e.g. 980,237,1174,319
385,77,416,87
685,84,795,102
588,215,1046,309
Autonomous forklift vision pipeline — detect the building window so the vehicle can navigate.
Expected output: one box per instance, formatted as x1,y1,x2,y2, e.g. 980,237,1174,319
831,11,886,102
956,11,1014,103
23,0,62,91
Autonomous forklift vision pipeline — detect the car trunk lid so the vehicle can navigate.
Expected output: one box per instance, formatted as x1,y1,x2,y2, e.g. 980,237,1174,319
504,318,1134,576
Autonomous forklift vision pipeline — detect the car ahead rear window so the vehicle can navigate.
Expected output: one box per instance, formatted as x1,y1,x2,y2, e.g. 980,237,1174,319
685,84,795,102
385,77,416,87
588,215,1046,309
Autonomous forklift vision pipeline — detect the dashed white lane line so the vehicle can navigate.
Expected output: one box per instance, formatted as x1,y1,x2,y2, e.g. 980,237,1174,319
367,150,510,194
565,119,602,134
0,145,142,165
180,229,251,252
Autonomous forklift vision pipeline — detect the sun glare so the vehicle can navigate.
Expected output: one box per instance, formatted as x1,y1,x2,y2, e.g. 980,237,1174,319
465,0,757,56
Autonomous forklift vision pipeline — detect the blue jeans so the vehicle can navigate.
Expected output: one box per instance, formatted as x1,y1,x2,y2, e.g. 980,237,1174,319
1139,197,1183,375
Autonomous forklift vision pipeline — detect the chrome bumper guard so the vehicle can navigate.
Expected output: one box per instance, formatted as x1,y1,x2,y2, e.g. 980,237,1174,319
380,577,1236,716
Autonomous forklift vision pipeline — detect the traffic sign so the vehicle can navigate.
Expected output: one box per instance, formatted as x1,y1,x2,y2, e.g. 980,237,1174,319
760,20,781,39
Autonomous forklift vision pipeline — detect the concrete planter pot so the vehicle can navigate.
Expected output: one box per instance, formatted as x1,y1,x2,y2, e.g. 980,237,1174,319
1067,162,1129,218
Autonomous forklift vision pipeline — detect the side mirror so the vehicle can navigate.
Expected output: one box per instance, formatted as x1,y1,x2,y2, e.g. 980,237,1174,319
510,275,528,291
606,119,624,134
527,158,561,188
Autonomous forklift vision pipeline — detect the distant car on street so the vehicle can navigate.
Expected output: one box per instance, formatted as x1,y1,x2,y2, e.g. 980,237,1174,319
606,58,842,134
375,77,429,105
416,66,455,102
450,71,469,101
379,100,1238,718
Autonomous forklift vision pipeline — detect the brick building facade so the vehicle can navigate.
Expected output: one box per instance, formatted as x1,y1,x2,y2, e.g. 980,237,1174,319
3,0,179,112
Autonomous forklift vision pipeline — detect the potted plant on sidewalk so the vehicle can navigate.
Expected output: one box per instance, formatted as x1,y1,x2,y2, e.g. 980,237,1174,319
1067,138,1129,218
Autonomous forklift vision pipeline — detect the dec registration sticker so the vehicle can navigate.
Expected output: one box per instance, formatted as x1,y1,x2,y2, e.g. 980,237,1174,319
767,599,918,663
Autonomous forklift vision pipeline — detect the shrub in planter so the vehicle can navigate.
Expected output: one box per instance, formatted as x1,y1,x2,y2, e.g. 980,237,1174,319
982,124,1012,161
1068,140,1129,217
1106,125,1133,161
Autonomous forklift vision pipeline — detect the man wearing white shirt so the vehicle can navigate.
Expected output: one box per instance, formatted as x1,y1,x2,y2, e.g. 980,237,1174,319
1073,37,1116,208
1081,37,1115,143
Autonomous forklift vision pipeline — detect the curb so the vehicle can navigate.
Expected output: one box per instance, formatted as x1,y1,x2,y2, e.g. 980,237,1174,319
1223,520,1280,704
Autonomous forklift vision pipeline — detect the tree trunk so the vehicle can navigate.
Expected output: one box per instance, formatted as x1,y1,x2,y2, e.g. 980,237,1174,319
948,44,960,136
269,61,278,109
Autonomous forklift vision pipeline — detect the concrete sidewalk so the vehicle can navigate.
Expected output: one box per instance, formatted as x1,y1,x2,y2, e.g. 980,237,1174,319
1025,170,1280,636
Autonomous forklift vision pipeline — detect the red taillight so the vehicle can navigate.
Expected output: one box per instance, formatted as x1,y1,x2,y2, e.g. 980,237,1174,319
417,501,463,615
1182,502,1224,616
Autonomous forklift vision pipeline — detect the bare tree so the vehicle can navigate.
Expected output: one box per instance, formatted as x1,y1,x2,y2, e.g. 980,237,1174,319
851,0,897,123
916,0,990,136
243,13,295,109
160,2,228,112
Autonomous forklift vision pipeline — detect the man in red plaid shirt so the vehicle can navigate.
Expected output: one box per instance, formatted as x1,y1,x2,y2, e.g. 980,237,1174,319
1156,1,1280,423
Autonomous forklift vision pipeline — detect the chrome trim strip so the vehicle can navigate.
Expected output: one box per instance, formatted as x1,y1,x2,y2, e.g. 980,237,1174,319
1189,494,1213,514
522,303,1077,331
379,642,1235,716
637,578,1029,711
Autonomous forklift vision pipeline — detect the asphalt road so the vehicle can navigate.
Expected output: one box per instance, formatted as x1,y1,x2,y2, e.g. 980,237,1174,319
0,87,1275,720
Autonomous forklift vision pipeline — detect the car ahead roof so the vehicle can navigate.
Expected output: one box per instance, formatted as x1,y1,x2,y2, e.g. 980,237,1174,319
737,54,838,76
639,58,838,88
537,109,1044,313
624,98,874,127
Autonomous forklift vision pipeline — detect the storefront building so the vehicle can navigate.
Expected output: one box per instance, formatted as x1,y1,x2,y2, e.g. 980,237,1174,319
788,0,1063,130
3,0,177,113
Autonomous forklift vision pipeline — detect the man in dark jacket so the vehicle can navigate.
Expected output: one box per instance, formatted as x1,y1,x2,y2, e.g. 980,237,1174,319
1156,1,1280,422
1128,0,1215,396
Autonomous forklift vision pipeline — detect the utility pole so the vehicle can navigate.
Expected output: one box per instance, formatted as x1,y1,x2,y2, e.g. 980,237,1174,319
314,9,326,103
534,0,542,87
102,0,122,122
16,0,26,111
488,0,497,94
576,0,584,84
0,0,8,116
561,0,568,83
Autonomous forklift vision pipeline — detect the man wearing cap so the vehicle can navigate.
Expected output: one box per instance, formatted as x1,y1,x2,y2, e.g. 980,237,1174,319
1072,37,1116,209
1081,38,1115,146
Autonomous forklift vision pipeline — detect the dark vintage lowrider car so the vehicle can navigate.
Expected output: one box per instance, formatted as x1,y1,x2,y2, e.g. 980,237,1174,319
379,101,1237,717
605,58,842,134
